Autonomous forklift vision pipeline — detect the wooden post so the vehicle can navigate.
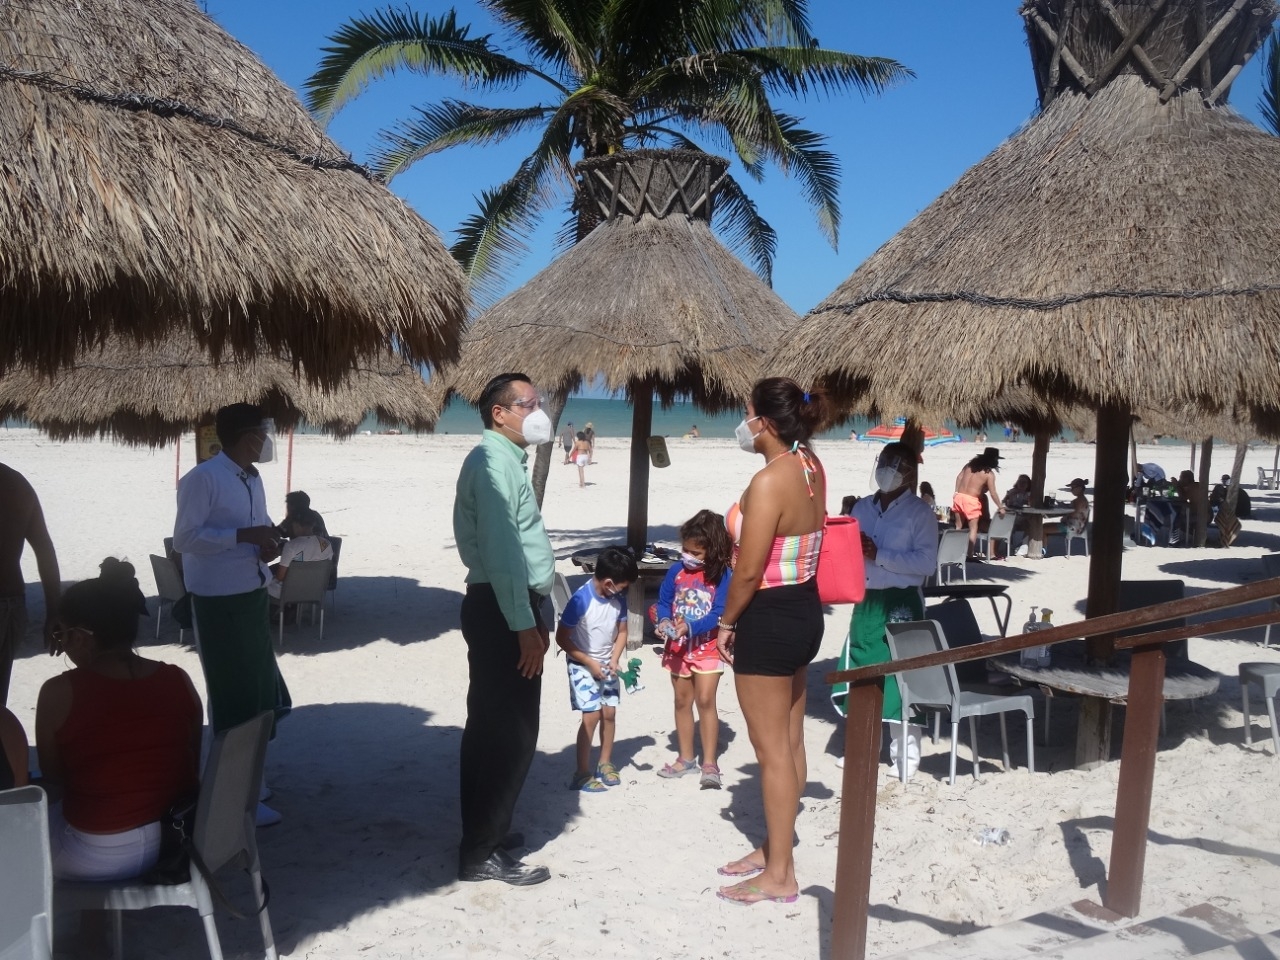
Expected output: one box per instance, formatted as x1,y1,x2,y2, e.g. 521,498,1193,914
285,428,294,495
626,382,654,555
1106,643,1167,916
1195,438,1213,548
1026,430,1051,558
831,679,884,960
1079,404,1129,768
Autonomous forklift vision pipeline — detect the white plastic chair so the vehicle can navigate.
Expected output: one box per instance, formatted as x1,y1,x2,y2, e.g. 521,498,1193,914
1258,467,1276,491
976,513,1016,560
0,785,53,960
1066,520,1091,557
885,620,1035,784
1262,554,1280,648
150,554,189,643
275,559,332,648
935,529,969,585
56,712,277,960
1241,662,1280,755
324,536,343,610
551,572,572,624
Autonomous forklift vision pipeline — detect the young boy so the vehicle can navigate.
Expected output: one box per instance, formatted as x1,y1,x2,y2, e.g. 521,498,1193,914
556,546,638,792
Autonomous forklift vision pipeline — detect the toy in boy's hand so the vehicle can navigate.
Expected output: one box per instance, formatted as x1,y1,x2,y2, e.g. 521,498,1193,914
617,657,644,693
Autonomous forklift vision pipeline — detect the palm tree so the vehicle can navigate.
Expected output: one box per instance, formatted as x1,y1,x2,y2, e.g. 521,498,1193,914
1261,29,1279,135
305,1,911,301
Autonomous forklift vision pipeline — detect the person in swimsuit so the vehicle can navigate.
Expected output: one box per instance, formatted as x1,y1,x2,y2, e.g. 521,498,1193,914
952,446,1005,557
716,377,827,906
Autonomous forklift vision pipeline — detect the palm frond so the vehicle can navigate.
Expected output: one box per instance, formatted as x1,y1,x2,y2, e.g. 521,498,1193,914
482,0,606,78
372,101,553,180
682,0,816,52
708,172,777,283
735,46,913,97
759,112,840,246
1261,31,1280,137
306,8,555,123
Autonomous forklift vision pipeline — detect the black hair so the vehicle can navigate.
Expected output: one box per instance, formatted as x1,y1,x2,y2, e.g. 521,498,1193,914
595,546,638,585
919,481,935,498
679,510,732,585
60,557,147,650
878,441,917,469
576,431,587,440
750,377,826,447
285,490,311,510
294,508,321,530
967,451,1000,472
215,403,264,447
477,373,531,429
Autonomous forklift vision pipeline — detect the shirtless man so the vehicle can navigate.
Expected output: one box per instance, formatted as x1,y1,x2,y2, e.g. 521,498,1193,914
0,463,61,706
953,447,1005,557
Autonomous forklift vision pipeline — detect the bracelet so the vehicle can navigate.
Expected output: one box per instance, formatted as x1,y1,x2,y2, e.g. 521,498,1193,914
718,619,737,630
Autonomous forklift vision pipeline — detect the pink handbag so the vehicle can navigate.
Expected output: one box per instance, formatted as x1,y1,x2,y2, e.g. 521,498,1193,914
816,515,866,605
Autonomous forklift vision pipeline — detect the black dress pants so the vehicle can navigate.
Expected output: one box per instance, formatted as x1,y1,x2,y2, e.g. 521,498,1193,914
458,583,544,866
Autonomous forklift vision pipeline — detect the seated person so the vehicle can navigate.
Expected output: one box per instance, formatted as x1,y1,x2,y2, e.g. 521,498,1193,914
35,558,201,881
277,489,328,539
1174,469,1207,544
918,481,937,508
269,509,334,600
0,705,29,788
1210,473,1252,520
1043,479,1089,540
1003,474,1033,509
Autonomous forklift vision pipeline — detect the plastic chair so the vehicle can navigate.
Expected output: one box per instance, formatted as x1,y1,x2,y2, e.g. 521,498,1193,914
885,620,1035,784
976,513,1016,560
276,559,332,647
0,786,53,960
1262,554,1280,648
1240,662,1280,755
324,536,343,610
551,572,572,623
935,529,969,585
56,712,277,960
150,554,189,643
1258,467,1275,491
1066,520,1091,557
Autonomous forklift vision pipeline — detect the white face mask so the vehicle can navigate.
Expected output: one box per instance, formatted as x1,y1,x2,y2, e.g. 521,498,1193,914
517,408,553,446
680,552,704,571
735,416,761,453
253,419,277,464
875,466,904,493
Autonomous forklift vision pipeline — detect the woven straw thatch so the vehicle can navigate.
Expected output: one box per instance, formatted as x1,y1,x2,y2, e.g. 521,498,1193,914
774,0,1280,434
444,151,797,410
0,334,441,445
0,0,467,385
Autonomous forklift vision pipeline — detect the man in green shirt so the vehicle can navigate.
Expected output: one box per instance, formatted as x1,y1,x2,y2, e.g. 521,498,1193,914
453,373,556,886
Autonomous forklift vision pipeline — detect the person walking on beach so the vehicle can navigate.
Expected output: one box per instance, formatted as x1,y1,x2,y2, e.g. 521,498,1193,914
173,403,287,826
832,442,937,775
0,462,61,706
556,546,637,792
572,431,592,487
453,373,556,886
560,421,575,465
953,447,1005,558
583,422,596,462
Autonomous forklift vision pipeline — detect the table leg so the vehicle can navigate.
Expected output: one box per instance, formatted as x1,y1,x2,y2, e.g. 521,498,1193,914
626,580,645,651
1074,695,1112,770
989,594,1012,637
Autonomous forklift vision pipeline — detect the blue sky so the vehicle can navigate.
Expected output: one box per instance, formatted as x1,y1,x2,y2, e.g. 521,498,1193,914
207,1,1275,317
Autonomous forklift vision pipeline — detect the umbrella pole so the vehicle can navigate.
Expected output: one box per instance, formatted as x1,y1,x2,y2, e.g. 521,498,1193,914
174,438,180,490
1195,438,1213,547
286,429,294,494
1078,404,1130,768
627,383,653,555
1026,431,1051,558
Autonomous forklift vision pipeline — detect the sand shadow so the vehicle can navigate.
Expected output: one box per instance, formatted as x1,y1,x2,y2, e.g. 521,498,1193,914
804,885,981,960
1064,813,1280,874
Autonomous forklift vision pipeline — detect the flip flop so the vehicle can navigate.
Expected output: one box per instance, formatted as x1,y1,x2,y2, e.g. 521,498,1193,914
569,773,608,793
716,883,799,906
657,758,699,778
717,856,765,877
597,762,621,787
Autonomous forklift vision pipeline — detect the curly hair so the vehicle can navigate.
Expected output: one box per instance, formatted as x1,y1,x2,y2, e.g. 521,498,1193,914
679,510,733,585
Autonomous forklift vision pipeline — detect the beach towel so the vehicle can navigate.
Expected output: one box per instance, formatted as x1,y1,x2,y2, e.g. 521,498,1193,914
192,589,290,736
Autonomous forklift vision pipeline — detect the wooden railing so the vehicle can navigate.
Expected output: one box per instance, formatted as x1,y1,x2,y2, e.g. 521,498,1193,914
824,576,1280,960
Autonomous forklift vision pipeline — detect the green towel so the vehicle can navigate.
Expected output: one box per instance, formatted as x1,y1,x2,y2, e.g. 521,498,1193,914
831,586,923,720
192,589,290,736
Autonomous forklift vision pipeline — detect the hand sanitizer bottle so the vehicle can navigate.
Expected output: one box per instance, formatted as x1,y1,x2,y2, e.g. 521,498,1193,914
1021,606,1051,668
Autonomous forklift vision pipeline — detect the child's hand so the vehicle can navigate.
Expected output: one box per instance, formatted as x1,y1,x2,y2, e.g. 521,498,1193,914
591,662,607,682
657,618,676,640
608,658,621,678
675,619,690,638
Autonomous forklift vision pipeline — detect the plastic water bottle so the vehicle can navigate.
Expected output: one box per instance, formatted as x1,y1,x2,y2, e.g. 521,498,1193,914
1020,606,1052,668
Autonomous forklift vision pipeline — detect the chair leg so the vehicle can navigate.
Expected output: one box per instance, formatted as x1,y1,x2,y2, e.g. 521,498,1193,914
155,602,162,639
1268,692,1280,756
1042,696,1052,745
201,910,225,960
1025,715,1035,773
1244,680,1254,746
968,716,980,779
278,608,284,650
932,711,940,744
949,721,959,785
999,714,1010,771
1266,623,1273,649
251,866,279,960
111,910,124,960
318,605,325,642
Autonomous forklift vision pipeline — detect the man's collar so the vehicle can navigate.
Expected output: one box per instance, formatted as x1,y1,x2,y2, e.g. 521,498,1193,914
214,451,259,478
483,428,528,464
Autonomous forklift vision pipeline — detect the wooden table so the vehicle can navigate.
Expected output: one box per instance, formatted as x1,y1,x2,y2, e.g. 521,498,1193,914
991,641,1220,767
1011,505,1074,558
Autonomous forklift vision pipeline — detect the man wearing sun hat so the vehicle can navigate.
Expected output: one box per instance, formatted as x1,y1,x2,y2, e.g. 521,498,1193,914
952,447,1006,558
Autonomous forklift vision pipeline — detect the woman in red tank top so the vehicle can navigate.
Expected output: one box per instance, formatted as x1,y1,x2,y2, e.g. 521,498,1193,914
36,558,201,882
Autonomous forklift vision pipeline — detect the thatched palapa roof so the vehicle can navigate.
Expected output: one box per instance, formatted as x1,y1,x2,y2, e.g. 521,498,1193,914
0,0,467,384
774,0,1280,435
0,335,441,445
444,151,798,410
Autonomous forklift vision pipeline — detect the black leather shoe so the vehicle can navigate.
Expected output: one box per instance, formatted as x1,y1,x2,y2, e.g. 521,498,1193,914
458,849,550,886
499,831,524,850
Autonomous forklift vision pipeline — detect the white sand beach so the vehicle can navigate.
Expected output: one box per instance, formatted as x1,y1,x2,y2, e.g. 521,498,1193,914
5,428,1280,959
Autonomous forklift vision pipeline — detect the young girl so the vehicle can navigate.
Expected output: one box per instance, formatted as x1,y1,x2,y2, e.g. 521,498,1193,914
654,510,733,788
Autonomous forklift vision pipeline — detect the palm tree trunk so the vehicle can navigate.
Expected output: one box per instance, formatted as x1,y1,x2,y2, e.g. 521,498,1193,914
531,386,569,509
1194,438,1213,547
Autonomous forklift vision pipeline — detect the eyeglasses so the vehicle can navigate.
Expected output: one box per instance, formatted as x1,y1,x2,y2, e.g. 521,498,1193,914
507,395,544,411
51,625,93,646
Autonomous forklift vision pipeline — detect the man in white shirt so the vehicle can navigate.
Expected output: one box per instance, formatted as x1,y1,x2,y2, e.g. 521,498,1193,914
268,509,332,600
832,441,938,775
174,403,286,824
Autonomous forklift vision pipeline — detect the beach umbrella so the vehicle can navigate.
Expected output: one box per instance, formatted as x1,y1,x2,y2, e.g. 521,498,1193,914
864,417,959,446
442,150,799,551
0,0,467,386
0,333,442,445
774,0,1280,667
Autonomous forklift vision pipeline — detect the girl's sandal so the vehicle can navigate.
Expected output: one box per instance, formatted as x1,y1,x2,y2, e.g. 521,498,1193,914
597,762,621,786
569,773,608,793
699,763,722,789
657,757,699,778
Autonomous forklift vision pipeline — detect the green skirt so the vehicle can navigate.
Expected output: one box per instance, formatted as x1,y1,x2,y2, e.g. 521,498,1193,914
831,586,924,720
192,588,291,736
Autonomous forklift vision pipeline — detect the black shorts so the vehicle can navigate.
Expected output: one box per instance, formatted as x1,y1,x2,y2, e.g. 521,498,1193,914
733,579,824,677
